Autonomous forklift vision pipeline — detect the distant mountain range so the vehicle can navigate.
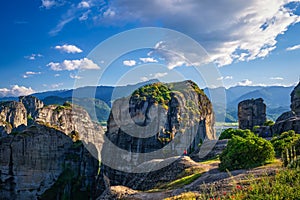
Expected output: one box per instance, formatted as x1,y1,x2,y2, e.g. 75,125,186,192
0,80,295,122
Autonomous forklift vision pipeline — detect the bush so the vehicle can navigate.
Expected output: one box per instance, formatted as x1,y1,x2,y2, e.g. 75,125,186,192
219,128,252,140
264,120,275,126
219,133,275,171
271,130,300,157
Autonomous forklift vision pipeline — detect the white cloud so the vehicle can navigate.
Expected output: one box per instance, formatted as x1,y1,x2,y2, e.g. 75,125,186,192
55,44,83,53
70,73,82,79
237,79,253,86
49,17,74,36
41,0,57,9
47,58,100,71
23,71,42,78
270,77,284,80
103,8,116,18
103,0,300,66
51,83,63,89
78,1,90,8
140,72,168,81
0,85,35,97
54,74,60,77
24,54,42,60
286,44,300,51
153,72,168,79
139,57,158,63
79,10,90,21
217,76,233,80
26,71,41,75
123,60,136,66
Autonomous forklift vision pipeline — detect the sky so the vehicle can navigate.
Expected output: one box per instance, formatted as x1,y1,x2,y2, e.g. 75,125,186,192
1,0,300,97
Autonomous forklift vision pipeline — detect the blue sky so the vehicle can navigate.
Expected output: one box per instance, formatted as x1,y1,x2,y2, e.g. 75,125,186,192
1,0,300,97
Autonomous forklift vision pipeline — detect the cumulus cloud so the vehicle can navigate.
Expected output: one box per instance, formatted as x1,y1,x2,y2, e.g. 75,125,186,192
55,44,83,53
270,77,284,80
47,58,100,71
102,0,300,66
123,60,136,66
237,79,253,86
139,57,158,63
286,44,300,51
0,85,35,97
24,54,42,60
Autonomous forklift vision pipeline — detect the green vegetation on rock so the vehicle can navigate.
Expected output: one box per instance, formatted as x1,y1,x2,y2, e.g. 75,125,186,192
131,83,172,109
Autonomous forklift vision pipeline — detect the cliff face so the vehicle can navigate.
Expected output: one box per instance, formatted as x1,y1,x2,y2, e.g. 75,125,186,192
238,98,266,130
98,80,215,193
273,82,300,134
0,96,103,199
19,95,44,119
0,101,27,135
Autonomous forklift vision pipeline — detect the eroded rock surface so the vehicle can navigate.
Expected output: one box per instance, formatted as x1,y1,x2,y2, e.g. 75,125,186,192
97,80,215,195
238,98,266,130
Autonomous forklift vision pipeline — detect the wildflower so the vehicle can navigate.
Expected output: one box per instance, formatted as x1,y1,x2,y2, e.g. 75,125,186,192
236,185,242,190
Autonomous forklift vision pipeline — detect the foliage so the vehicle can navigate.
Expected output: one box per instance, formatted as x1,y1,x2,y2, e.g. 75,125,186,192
219,128,252,140
219,133,275,171
164,192,199,200
271,130,300,157
228,168,300,199
131,83,172,109
263,120,275,126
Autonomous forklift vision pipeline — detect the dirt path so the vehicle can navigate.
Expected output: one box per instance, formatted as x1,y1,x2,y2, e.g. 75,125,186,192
104,160,281,200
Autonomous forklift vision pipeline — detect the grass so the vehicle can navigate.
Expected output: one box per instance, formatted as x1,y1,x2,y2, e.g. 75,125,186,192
164,192,199,200
161,173,202,189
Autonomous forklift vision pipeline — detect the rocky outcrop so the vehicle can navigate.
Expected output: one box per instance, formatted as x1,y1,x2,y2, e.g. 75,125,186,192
273,82,300,134
238,98,266,130
0,101,27,134
291,82,300,115
19,95,44,119
97,80,215,195
0,96,105,199
0,124,99,200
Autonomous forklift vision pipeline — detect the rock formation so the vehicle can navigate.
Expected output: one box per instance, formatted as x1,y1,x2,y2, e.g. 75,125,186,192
19,95,44,119
0,101,27,135
272,82,300,134
238,98,266,130
97,80,215,195
0,96,104,199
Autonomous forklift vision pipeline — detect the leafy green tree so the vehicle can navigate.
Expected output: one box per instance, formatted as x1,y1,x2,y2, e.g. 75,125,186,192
219,128,252,140
271,130,300,157
219,133,275,171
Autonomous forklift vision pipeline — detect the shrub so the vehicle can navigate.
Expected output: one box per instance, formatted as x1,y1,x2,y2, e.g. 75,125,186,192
271,130,300,157
219,128,252,140
219,134,275,171
264,120,275,126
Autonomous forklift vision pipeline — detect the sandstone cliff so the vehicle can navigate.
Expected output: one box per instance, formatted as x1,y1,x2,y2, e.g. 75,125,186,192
98,80,215,195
